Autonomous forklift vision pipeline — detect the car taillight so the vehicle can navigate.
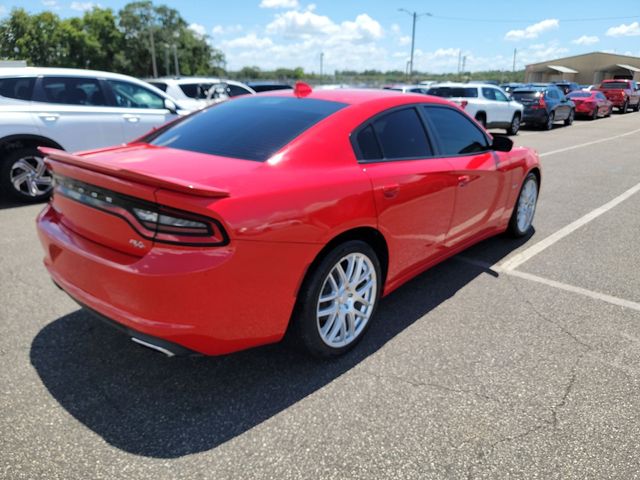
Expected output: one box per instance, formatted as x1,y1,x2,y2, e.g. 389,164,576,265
131,206,227,246
54,174,228,247
533,95,547,109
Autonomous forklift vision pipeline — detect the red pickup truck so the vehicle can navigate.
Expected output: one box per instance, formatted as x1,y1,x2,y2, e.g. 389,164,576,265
596,79,640,113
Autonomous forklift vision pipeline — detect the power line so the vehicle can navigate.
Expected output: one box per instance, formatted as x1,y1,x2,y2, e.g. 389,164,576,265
428,14,640,24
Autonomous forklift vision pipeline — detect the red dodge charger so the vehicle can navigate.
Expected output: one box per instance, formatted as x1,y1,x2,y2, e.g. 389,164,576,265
37,85,541,357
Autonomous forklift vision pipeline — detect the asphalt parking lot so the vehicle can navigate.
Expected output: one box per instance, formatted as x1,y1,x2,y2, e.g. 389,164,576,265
2,112,640,479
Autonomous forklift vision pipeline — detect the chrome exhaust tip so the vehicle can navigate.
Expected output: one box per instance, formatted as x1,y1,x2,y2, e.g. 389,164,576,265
131,337,176,357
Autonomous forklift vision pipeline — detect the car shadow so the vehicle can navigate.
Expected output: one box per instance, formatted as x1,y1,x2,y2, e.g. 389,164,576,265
0,198,46,210
30,231,533,459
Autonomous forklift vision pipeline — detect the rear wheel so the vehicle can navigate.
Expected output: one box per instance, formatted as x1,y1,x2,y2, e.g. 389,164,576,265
564,109,575,126
620,100,628,113
290,240,381,357
633,101,640,112
508,173,538,237
544,111,555,130
591,106,599,120
0,147,53,203
506,113,521,135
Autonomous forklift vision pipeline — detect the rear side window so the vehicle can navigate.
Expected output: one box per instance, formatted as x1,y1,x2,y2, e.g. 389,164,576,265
423,106,489,155
356,125,382,160
427,87,478,98
149,96,347,162
227,84,252,97
0,77,35,100
179,83,208,99
41,77,108,106
371,108,432,159
148,82,168,92
601,82,630,89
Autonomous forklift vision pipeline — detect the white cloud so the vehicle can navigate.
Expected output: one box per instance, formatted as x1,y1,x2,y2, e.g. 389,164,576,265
70,1,98,11
505,19,559,41
212,24,243,36
42,0,59,8
606,22,640,37
398,35,411,46
266,10,383,43
259,0,298,8
223,33,274,49
572,35,599,45
188,23,206,37
390,23,401,35
0,6,6,16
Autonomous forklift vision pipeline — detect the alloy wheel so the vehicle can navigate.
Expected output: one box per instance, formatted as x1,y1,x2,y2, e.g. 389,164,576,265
316,252,377,348
516,177,538,233
10,155,53,198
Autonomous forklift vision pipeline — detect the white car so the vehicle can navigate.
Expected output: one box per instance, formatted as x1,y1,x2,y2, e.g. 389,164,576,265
145,77,255,110
427,83,524,135
0,67,191,202
383,84,430,94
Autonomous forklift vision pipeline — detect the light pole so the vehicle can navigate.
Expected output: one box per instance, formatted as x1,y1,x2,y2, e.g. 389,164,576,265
398,9,431,79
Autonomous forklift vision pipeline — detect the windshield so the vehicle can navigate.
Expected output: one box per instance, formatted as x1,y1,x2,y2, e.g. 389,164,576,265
149,96,347,161
568,92,591,98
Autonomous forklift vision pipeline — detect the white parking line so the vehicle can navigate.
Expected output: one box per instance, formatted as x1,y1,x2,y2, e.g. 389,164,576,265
500,181,640,271
539,127,640,157
455,257,640,312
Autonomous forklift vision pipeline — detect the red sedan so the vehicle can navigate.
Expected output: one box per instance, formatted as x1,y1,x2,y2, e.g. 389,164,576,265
567,90,613,119
36,85,541,358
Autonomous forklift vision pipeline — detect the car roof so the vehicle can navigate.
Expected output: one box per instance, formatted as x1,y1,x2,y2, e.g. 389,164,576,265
259,87,453,107
0,67,149,83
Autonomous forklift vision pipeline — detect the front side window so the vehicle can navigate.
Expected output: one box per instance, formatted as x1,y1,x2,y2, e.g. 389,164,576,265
148,96,346,162
0,77,35,101
371,108,432,159
493,89,509,102
423,106,489,156
108,80,165,109
41,77,107,106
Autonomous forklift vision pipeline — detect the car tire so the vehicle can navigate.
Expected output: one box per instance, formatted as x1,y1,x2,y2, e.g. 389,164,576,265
508,172,538,238
506,114,521,135
290,240,382,358
564,109,575,126
591,107,598,120
0,147,53,203
606,106,613,117
475,113,486,128
620,100,628,114
544,111,555,130
633,101,640,112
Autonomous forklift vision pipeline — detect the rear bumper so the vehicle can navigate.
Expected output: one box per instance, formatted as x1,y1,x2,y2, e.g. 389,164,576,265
521,109,548,125
37,204,320,355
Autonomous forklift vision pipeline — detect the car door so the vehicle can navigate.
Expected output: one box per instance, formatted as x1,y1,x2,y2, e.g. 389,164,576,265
105,79,178,142
31,75,126,151
492,87,515,123
355,106,457,281
548,88,568,120
421,105,507,247
481,87,508,124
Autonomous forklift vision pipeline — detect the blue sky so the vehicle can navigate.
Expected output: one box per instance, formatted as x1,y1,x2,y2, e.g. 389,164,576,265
3,0,640,73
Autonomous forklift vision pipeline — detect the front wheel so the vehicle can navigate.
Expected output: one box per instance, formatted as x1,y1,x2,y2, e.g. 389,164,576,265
0,147,54,203
508,173,538,237
620,100,628,113
564,109,575,126
290,240,381,357
506,114,521,135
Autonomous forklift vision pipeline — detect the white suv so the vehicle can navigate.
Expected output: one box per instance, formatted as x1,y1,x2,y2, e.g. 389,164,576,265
427,83,524,135
145,77,255,110
0,67,192,202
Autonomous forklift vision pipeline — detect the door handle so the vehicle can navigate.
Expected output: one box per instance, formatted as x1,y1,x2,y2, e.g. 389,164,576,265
122,114,140,123
382,184,400,199
458,175,472,187
37,113,59,122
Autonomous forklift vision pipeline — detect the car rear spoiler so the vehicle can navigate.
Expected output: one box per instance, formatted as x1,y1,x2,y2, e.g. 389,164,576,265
39,147,230,198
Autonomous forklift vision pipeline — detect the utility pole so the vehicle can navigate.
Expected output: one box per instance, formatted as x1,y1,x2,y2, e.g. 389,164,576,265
398,9,432,79
512,48,517,73
149,28,158,78
173,44,180,77
457,49,462,75
320,51,324,78
461,55,467,76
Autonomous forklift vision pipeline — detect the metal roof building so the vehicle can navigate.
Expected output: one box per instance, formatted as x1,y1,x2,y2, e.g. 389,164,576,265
525,52,640,85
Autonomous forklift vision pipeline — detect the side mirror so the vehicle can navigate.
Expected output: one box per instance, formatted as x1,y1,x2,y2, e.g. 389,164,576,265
491,135,513,152
164,98,178,114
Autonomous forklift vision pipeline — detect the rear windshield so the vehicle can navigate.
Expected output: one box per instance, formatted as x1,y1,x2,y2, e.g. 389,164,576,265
149,96,347,161
512,91,542,99
568,92,590,98
600,82,629,89
427,87,478,98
